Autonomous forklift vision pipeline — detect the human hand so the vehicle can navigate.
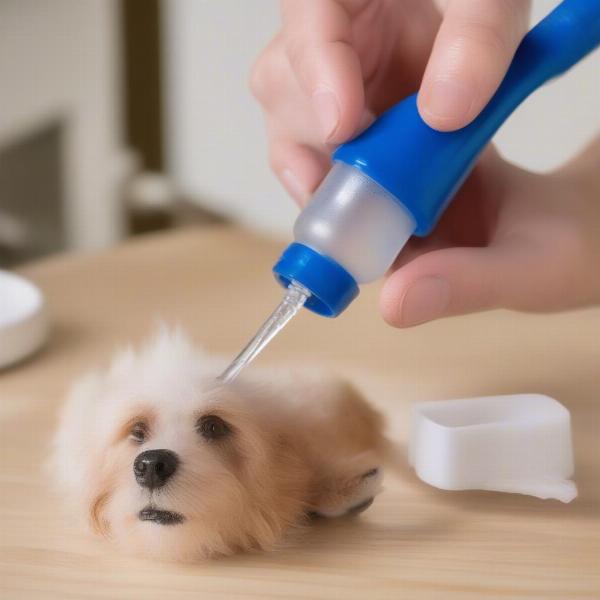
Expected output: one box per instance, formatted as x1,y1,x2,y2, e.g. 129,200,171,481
250,0,531,203
252,1,600,326
380,141,600,327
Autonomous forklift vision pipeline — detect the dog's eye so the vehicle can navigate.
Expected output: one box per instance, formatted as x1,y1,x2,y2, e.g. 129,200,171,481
129,422,148,444
197,415,231,440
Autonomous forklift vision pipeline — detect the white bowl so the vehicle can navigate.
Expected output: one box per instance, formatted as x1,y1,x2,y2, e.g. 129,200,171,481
409,394,577,503
0,270,48,368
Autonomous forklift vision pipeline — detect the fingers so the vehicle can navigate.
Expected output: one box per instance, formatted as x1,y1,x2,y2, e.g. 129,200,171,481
418,0,531,131
251,1,371,204
379,240,541,328
281,0,366,144
251,34,331,205
268,140,331,206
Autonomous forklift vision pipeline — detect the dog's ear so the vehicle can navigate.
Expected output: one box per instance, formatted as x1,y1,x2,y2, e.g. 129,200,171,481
51,370,107,495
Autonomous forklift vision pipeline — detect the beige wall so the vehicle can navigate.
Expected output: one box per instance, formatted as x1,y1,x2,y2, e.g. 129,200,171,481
0,0,125,250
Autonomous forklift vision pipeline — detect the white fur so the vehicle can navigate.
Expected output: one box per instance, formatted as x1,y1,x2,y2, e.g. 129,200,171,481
52,327,386,561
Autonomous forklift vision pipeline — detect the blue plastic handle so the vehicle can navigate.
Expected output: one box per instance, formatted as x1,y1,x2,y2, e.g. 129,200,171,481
334,0,600,235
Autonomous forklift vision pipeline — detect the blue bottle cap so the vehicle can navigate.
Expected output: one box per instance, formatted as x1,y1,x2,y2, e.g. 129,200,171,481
273,243,359,317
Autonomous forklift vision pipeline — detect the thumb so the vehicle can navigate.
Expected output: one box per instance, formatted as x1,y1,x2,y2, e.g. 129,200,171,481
380,243,539,328
417,0,531,131
281,0,366,143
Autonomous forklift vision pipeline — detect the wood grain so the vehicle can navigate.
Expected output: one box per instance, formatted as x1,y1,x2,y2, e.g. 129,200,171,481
1,226,599,599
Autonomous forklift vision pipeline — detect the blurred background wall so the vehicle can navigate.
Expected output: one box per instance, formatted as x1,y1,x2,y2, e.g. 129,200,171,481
1,0,599,267
0,0,125,264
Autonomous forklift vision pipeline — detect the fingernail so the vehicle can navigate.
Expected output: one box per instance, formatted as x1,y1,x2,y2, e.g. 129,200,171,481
421,79,473,126
280,168,309,204
311,87,340,141
399,277,451,327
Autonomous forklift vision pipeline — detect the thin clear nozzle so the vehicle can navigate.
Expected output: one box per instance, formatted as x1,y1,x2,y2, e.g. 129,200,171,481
218,281,310,384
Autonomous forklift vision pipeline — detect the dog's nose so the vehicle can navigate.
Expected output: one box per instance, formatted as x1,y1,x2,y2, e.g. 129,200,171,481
133,449,179,490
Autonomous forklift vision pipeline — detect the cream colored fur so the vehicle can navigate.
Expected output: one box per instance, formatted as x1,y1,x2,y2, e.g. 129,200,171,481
52,327,386,561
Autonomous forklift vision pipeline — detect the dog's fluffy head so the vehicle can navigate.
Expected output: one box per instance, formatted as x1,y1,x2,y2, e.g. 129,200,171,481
52,328,309,561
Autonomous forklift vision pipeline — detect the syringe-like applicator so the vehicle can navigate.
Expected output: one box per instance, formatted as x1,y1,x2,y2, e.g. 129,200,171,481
220,0,600,382
218,281,310,383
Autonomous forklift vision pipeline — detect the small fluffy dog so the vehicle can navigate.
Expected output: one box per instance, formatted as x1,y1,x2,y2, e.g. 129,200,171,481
53,328,387,561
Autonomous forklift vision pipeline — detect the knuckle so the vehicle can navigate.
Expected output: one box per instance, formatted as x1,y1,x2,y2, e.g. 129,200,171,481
448,2,526,61
284,35,313,84
454,21,513,58
284,34,304,67
268,141,285,174
249,36,285,104
249,54,268,101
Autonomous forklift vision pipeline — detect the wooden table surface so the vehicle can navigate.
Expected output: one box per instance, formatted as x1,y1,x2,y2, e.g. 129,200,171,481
1,226,599,600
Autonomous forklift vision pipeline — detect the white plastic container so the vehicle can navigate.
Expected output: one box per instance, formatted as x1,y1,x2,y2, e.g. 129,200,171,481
409,394,577,503
0,271,48,368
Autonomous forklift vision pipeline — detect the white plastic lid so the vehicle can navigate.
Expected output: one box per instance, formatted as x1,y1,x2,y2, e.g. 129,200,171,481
409,394,577,503
0,270,48,368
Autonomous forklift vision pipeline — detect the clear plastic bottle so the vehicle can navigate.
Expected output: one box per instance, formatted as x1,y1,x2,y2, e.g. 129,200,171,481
293,162,416,284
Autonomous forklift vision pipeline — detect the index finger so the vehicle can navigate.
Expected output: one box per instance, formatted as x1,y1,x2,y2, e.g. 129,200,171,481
281,0,367,143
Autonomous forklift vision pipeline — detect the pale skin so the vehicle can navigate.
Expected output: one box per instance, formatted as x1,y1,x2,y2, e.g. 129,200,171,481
250,0,600,327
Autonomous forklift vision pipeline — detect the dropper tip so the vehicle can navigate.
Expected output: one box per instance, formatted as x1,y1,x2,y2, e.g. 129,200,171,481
217,281,310,383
